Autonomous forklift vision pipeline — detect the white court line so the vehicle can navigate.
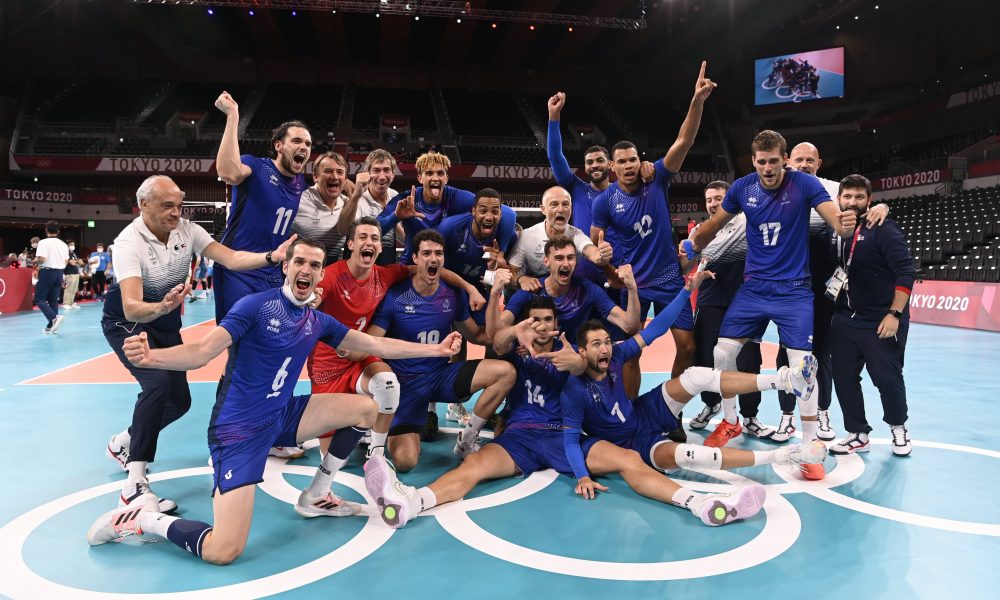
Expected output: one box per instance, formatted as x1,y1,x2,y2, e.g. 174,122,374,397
15,318,216,386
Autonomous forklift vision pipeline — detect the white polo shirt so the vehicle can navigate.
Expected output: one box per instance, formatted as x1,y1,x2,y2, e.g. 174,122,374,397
292,185,347,264
35,237,69,270
104,217,215,332
508,221,594,277
353,186,399,250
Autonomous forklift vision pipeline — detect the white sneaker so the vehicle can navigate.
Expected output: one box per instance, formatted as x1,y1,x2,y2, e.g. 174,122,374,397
49,314,65,333
770,413,797,443
87,492,160,546
830,432,870,455
890,424,912,456
695,484,766,527
777,355,818,399
689,403,720,430
816,409,836,441
446,403,471,426
295,490,362,518
119,480,177,514
363,454,421,529
106,434,130,472
743,416,777,438
268,446,306,459
453,431,481,458
777,440,828,465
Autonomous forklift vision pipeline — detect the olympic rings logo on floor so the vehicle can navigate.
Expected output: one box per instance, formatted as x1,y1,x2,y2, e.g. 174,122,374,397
1,436,999,597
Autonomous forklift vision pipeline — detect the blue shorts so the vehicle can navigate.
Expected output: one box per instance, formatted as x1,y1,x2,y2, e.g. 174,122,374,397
208,394,310,494
390,361,479,432
623,281,695,332
720,278,814,350
213,266,282,322
491,424,599,477
627,384,680,468
196,264,209,279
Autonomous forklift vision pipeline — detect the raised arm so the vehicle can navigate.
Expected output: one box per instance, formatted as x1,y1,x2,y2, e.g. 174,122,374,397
605,265,641,335
214,91,252,185
339,328,462,359
663,61,717,174
124,326,233,371
337,172,370,235
201,235,296,272
632,268,711,349
546,93,576,187
485,269,517,340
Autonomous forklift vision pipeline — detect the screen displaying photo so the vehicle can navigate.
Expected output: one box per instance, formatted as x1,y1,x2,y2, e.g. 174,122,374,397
754,47,844,106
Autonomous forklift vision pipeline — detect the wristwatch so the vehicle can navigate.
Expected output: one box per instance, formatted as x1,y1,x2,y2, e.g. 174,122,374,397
888,309,903,319
264,250,276,265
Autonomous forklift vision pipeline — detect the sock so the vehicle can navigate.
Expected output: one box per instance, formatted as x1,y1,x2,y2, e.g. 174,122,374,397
752,450,774,465
127,461,147,484
164,518,214,560
756,373,780,391
306,452,349,497
370,431,388,449
721,397,738,424
664,396,686,419
802,420,818,442
461,414,488,442
138,511,178,538
671,487,704,514
417,487,437,512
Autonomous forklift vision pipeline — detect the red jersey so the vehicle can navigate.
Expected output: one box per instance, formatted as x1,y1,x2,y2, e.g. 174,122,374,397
309,261,410,384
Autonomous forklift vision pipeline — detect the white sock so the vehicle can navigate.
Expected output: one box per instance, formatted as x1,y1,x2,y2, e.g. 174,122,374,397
721,397,738,424
462,414,488,441
756,373,780,391
138,511,177,539
306,453,348,497
801,420,818,442
370,431,388,449
752,450,775,465
671,487,705,514
417,487,437,512
127,461,147,484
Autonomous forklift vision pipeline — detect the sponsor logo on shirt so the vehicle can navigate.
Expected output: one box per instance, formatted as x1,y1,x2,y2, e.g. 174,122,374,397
615,202,626,214
747,196,759,208
404,305,415,314
267,318,281,333
443,299,451,311
269,174,280,187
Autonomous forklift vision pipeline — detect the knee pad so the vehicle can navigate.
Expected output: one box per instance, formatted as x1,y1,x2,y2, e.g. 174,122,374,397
713,338,743,372
674,443,723,470
367,371,400,415
678,366,722,396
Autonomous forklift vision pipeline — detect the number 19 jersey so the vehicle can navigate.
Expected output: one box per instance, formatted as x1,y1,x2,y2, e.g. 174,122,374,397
371,281,470,381
309,261,411,385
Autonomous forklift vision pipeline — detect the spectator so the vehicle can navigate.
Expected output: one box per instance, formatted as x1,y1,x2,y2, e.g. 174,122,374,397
89,242,110,300
62,239,85,309
33,221,70,334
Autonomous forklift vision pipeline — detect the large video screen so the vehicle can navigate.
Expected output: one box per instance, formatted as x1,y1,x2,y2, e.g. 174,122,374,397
754,47,844,106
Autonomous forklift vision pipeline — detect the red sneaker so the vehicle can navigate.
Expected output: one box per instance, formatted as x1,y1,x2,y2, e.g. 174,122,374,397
799,463,826,480
704,420,742,448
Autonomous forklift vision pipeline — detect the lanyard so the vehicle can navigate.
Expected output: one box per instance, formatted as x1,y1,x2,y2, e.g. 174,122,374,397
839,226,862,271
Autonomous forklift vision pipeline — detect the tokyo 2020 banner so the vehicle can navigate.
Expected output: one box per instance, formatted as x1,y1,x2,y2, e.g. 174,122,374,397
909,280,1000,332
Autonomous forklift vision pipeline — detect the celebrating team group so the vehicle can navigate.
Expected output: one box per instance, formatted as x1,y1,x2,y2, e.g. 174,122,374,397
85,61,913,566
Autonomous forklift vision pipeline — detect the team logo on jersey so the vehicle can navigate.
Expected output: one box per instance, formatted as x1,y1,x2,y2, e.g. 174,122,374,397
269,174,280,187
615,202,626,214
443,299,451,311
747,196,759,208
404,305,415,314
342,289,351,300
458,243,467,253
147,247,158,265
267,318,281,333
304,320,313,335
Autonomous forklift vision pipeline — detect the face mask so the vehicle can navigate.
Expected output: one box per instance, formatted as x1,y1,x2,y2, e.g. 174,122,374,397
31,244,37,249
69,246,75,251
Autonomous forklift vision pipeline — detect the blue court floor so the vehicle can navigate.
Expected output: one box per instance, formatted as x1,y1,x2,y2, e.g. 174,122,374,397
1,300,999,599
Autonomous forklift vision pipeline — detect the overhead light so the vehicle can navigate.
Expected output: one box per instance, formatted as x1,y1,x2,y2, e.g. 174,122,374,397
456,18,461,23
491,22,497,28
529,24,535,31
568,26,573,32
207,8,214,15
414,15,419,21
376,12,380,18
249,9,254,15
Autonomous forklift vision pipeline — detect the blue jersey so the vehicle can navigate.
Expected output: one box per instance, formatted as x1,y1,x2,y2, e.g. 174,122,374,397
438,213,517,287
501,340,570,427
592,160,682,290
372,280,470,381
378,186,517,266
220,155,308,282
90,251,110,272
561,337,643,445
721,169,831,281
504,276,617,342
211,288,349,444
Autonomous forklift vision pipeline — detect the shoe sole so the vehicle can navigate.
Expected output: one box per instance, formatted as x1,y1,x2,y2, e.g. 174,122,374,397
700,485,766,526
294,503,361,518
744,427,777,439
364,457,411,529
892,447,912,456
817,431,837,441
119,497,178,514
49,317,65,334
829,444,871,456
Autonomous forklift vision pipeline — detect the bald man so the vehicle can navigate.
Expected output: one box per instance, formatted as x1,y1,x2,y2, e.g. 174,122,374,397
507,186,614,292
771,143,889,450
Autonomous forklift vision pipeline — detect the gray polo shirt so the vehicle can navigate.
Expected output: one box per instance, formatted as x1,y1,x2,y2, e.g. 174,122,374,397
292,185,347,264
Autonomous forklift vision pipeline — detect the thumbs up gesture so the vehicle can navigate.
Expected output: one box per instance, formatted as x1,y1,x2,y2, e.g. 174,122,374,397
595,230,613,264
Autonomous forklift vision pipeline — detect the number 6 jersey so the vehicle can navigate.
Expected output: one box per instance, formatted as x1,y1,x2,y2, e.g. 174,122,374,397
211,287,348,445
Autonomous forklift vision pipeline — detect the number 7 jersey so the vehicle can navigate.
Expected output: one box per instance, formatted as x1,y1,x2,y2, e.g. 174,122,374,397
560,338,643,442
721,169,831,281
